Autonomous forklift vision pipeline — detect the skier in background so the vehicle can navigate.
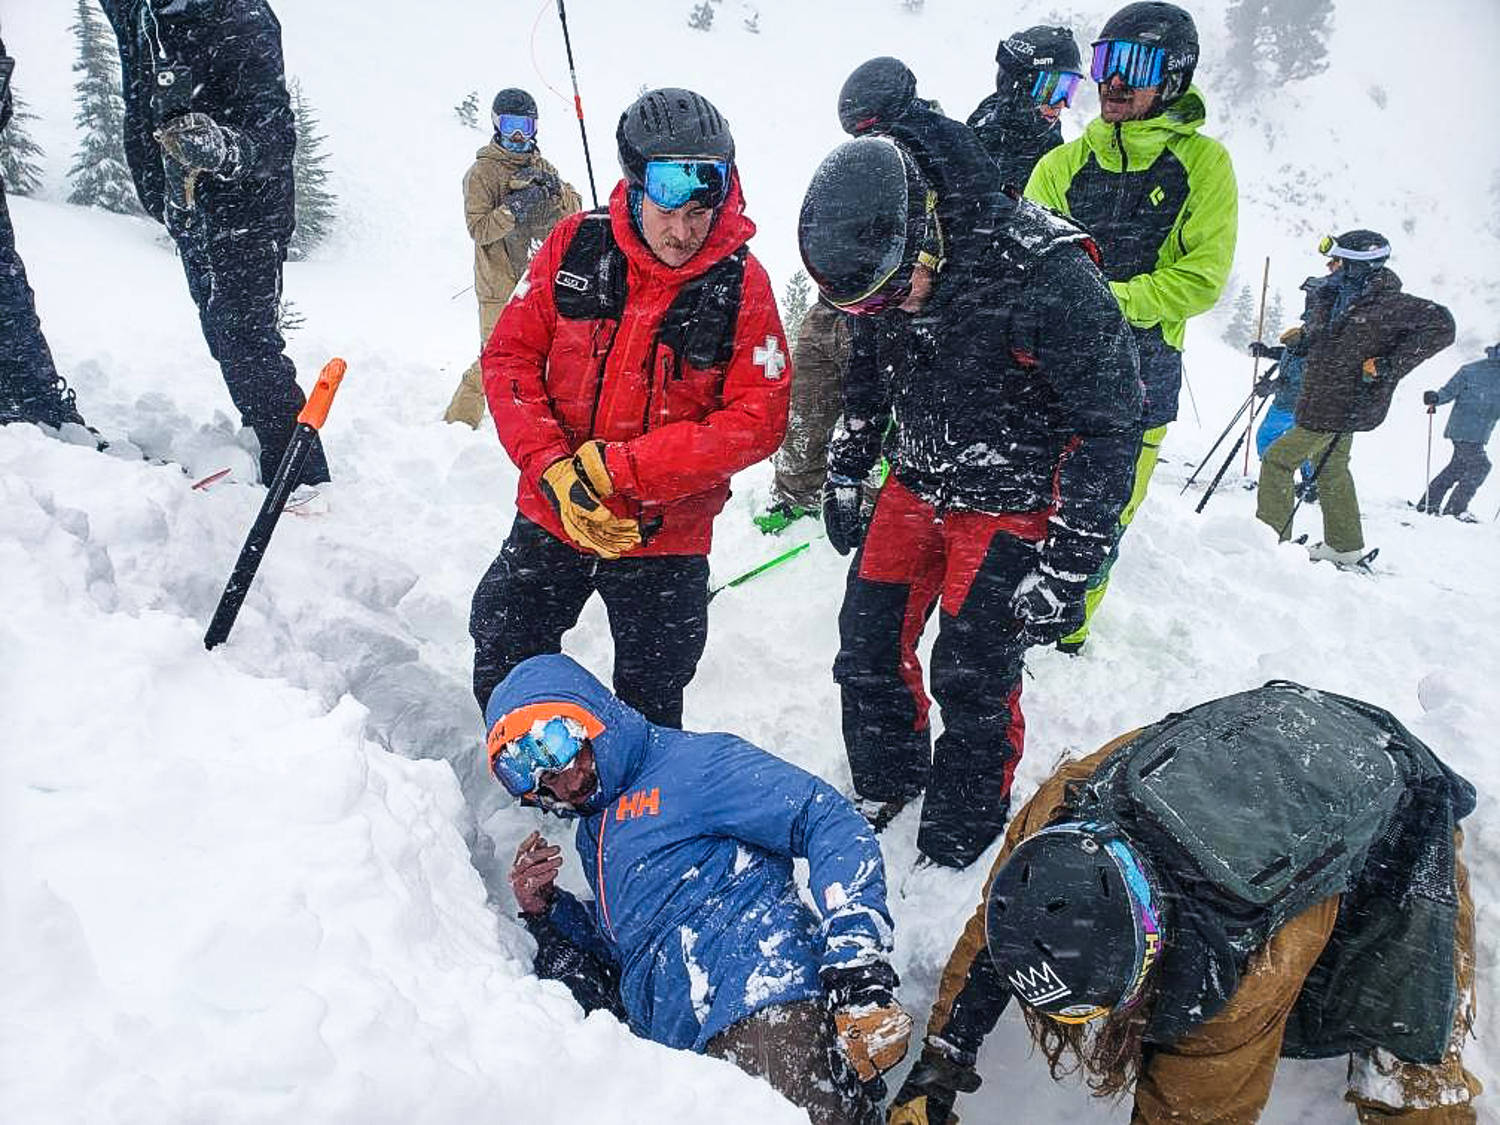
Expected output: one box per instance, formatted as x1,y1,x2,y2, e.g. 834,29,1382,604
1255,230,1454,564
489,654,909,1125
443,88,581,428
1025,1,1237,652
1416,343,1500,522
100,0,329,490
891,682,1480,1125
967,25,1084,191
0,33,90,434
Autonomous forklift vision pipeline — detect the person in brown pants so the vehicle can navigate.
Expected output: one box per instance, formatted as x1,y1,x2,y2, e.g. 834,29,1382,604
891,682,1481,1124
444,88,580,427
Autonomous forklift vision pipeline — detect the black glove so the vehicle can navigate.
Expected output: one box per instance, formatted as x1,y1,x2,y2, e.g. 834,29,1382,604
1248,340,1280,360
822,474,867,556
1423,390,1440,407
507,182,551,226
1253,373,1276,398
821,962,912,1087
888,1044,983,1125
1010,566,1087,646
514,166,561,195
157,112,248,178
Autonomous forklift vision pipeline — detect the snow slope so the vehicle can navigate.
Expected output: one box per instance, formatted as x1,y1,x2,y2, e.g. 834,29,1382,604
3,1,1498,1122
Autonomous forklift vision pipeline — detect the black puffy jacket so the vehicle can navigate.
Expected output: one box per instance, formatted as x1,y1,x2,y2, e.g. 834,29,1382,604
966,90,1062,193
830,197,1144,583
99,0,295,238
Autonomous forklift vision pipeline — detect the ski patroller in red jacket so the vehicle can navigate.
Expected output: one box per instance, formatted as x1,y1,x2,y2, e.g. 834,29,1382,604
481,175,790,556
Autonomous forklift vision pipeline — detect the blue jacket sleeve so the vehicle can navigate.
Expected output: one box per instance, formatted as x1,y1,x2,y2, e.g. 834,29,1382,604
545,888,616,966
526,890,625,1019
696,738,895,972
1435,366,1467,407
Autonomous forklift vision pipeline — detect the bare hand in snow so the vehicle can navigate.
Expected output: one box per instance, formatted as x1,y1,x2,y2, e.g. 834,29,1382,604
510,830,562,915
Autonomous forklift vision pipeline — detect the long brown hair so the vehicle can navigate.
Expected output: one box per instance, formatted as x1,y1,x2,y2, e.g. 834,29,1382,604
1020,977,1160,1100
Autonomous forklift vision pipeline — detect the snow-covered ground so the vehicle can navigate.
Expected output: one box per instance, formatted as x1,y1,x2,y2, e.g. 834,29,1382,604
3,1,1498,1122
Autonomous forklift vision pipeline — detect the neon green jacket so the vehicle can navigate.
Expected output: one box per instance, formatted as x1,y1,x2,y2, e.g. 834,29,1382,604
1024,87,1237,351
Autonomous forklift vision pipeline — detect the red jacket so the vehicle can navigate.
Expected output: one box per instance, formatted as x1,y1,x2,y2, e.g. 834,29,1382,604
482,176,790,556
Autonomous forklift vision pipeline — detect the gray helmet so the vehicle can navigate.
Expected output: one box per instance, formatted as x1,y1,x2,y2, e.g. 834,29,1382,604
838,57,918,136
616,88,734,187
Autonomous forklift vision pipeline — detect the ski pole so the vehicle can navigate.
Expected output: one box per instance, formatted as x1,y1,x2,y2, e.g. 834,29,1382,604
555,0,599,209
1180,363,1201,427
707,537,818,602
204,358,347,650
1243,256,1271,475
1277,431,1342,541
1422,403,1436,515
1180,387,1258,495
1195,394,1270,514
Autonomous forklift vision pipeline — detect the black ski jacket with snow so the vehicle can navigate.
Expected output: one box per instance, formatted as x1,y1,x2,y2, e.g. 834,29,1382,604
829,197,1143,583
100,0,295,239
966,91,1062,194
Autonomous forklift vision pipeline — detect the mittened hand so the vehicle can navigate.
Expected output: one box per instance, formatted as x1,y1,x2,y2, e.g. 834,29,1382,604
823,963,912,1083
509,831,562,915
1423,390,1440,407
1010,567,1087,646
506,182,550,226
823,475,867,556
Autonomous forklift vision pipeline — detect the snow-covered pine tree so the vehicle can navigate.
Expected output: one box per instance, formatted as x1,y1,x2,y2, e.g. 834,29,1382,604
288,78,337,260
66,0,140,214
688,3,715,31
455,91,480,130
782,269,811,342
1225,0,1334,92
1265,290,1286,340
1223,283,1256,348
0,87,46,196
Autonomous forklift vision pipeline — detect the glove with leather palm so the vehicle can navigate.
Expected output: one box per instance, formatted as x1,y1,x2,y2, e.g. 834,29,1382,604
1010,566,1087,646
539,456,640,559
823,474,867,556
822,962,912,1087
888,1043,983,1125
157,111,248,178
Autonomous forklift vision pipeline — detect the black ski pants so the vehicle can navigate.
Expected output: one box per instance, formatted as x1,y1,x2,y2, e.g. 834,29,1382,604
1424,440,1491,516
470,515,709,727
0,182,80,428
175,222,329,486
833,478,1035,869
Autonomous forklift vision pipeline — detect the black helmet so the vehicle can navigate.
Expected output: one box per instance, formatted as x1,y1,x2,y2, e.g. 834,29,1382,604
492,88,539,120
1095,2,1199,104
617,88,734,187
838,57,918,136
998,25,1083,76
798,137,941,315
1321,229,1391,278
985,822,1165,1025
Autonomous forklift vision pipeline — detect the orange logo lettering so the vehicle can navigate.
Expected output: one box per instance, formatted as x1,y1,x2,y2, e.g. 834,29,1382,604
615,788,662,821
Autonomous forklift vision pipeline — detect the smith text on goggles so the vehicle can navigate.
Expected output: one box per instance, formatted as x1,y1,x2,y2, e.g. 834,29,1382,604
1090,40,1166,89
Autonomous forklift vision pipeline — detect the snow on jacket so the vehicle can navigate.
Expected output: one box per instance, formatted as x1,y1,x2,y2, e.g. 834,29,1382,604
482,176,790,556
463,141,580,305
1023,87,1237,354
100,0,294,238
829,197,1143,584
966,90,1063,194
1434,348,1500,446
1292,268,1455,433
488,654,894,1051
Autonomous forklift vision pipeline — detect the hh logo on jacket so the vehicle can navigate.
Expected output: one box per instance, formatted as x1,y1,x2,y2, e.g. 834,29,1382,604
615,788,662,821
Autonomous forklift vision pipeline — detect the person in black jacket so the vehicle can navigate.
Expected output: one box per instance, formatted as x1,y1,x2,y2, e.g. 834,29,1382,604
799,123,1141,871
966,26,1084,191
0,35,89,432
99,0,328,488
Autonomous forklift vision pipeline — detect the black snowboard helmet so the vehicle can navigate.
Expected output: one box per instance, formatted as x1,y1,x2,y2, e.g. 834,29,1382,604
798,136,942,316
986,822,1165,1025
492,88,539,120
998,25,1084,79
1320,229,1391,278
838,57,918,136
1093,2,1199,105
616,88,735,189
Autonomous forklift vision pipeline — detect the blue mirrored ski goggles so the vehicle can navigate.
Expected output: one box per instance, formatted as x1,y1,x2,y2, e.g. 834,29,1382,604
494,113,537,140
489,715,588,798
1090,40,1166,88
1030,69,1084,107
643,158,730,211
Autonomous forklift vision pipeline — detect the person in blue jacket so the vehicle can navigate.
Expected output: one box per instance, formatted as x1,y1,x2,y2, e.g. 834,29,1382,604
1417,343,1500,521
488,654,911,1125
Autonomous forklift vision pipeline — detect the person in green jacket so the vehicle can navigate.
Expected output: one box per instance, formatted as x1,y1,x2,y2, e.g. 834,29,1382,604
1024,1,1237,652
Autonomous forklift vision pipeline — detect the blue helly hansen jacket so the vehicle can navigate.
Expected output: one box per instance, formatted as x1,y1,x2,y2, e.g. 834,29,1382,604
487,654,894,1050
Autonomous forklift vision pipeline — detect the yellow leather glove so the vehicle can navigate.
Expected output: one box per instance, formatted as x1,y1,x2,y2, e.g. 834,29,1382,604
574,439,615,499
888,1095,952,1125
833,1002,913,1083
539,457,639,560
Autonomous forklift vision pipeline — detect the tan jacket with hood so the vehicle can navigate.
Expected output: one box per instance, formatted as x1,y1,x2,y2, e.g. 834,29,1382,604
463,141,582,306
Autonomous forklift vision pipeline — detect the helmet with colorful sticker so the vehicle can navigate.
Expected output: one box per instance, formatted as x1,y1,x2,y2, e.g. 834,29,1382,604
985,822,1165,1024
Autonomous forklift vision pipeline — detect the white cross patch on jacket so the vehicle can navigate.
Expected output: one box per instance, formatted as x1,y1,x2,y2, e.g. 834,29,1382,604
753,336,786,381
